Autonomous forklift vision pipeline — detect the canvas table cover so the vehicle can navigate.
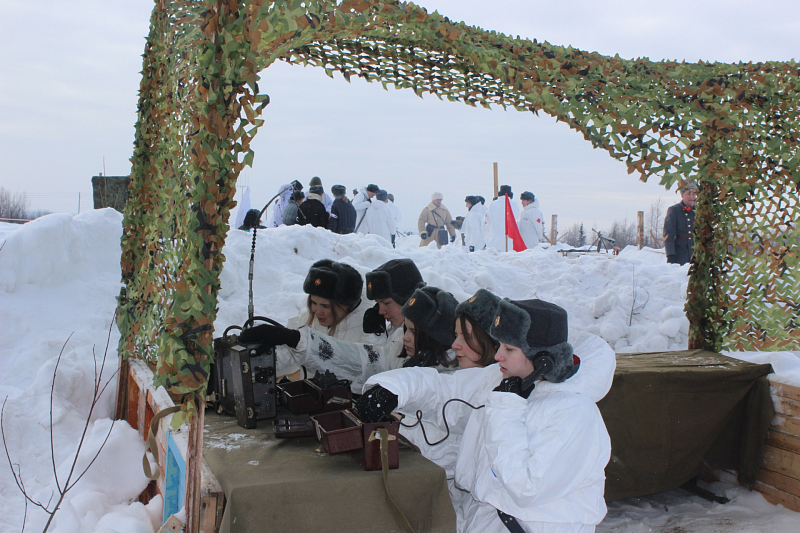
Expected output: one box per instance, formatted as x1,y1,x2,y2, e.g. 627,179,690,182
203,413,456,533
600,349,774,501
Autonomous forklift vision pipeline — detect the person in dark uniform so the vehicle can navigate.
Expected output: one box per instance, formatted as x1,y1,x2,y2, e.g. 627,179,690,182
297,184,329,228
663,181,698,265
328,184,357,234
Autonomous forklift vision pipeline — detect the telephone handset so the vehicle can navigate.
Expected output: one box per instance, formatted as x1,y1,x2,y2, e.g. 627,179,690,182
520,352,555,392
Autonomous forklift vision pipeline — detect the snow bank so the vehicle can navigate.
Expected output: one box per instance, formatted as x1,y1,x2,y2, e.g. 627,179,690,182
0,211,150,533
217,225,692,354
1,211,798,532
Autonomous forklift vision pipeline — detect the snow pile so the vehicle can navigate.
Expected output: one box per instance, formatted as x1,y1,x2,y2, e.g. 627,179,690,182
0,211,158,533
217,226,693,354
1,211,798,532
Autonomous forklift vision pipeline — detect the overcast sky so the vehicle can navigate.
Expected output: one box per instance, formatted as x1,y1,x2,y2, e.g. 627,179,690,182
1,1,798,230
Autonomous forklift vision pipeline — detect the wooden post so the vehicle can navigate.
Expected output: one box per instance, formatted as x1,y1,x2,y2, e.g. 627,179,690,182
114,354,130,421
185,398,205,533
637,210,644,249
493,162,499,198
550,214,558,244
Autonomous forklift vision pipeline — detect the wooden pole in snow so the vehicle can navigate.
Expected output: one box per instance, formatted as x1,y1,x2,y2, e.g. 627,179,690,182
637,210,645,249
551,214,558,244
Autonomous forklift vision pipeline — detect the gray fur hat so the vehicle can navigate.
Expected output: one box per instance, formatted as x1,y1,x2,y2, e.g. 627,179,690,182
520,191,535,202
682,180,698,193
365,258,424,305
402,286,458,347
303,260,363,310
376,189,389,201
455,289,501,337
490,299,577,383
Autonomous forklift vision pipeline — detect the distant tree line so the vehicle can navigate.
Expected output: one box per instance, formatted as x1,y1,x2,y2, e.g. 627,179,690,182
560,197,667,249
0,187,50,223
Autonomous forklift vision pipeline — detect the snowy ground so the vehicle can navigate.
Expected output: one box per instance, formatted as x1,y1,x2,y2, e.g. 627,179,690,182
0,210,798,532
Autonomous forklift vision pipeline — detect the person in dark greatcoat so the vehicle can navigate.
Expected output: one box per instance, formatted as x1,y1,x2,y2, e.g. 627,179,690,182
297,185,329,228
328,184,357,234
663,181,698,265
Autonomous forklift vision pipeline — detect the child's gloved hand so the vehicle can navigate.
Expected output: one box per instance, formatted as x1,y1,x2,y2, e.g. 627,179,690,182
353,385,398,423
239,324,301,348
362,303,387,334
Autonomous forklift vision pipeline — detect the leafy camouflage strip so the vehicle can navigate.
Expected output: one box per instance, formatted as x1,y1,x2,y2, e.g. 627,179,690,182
118,0,799,423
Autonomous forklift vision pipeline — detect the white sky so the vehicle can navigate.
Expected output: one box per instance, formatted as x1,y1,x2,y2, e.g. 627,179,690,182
1,1,798,229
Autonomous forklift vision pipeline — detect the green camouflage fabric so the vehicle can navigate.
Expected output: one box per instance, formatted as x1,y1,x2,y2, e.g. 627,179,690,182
117,0,800,424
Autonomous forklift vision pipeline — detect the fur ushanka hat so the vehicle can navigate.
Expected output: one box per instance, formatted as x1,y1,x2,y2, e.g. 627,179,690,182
490,298,577,383
303,260,363,310
455,289,501,338
402,286,458,347
365,258,424,305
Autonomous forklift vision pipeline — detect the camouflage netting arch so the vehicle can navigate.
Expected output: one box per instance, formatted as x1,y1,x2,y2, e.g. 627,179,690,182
117,0,800,423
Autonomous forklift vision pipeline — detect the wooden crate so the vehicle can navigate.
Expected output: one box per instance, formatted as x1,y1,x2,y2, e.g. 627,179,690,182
715,378,800,512
115,357,225,533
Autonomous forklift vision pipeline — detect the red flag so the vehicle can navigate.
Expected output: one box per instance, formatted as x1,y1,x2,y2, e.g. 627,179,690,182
505,195,527,252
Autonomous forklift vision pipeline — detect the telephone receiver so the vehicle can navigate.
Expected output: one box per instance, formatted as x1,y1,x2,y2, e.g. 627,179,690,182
521,352,555,391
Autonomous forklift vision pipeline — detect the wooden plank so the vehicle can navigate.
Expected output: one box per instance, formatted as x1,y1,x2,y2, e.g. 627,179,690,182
762,444,800,481
114,356,130,421
757,468,800,498
128,378,141,436
773,415,800,437
772,395,800,419
199,456,224,533
754,480,800,512
185,400,204,533
770,379,800,402
766,429,800,455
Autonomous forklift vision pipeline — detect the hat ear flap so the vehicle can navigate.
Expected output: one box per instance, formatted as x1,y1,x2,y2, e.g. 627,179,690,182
366,270,392,300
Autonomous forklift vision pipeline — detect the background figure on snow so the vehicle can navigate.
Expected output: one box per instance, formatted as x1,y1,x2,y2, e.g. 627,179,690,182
463,195,486,252
418,192,456,248
328,184,356,234
282,190,304,226
297,184,329,228
353,183,380,233
268,183,294,228
308,176,333,213
484,185,521,252
362,189,395,243
663,181,697,265
387,193,401,248
238,208,265,231
518,191,545,248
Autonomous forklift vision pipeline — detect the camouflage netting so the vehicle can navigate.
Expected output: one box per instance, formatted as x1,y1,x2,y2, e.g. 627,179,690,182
118,0,800,423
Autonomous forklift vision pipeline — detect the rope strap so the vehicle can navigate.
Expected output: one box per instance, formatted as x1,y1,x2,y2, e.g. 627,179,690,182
142,405,181,480
369,428,416,533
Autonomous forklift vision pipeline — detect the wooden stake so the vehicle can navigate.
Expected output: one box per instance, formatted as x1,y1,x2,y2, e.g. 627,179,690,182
550,214,558,244
637,210,644,249
493,162,498,198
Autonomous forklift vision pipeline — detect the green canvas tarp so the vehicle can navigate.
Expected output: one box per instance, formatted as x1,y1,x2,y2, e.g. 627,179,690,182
203,414,456,533
600,349,774,501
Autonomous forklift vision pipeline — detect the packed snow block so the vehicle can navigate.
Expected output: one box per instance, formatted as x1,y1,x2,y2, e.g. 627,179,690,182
598,349,775,501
